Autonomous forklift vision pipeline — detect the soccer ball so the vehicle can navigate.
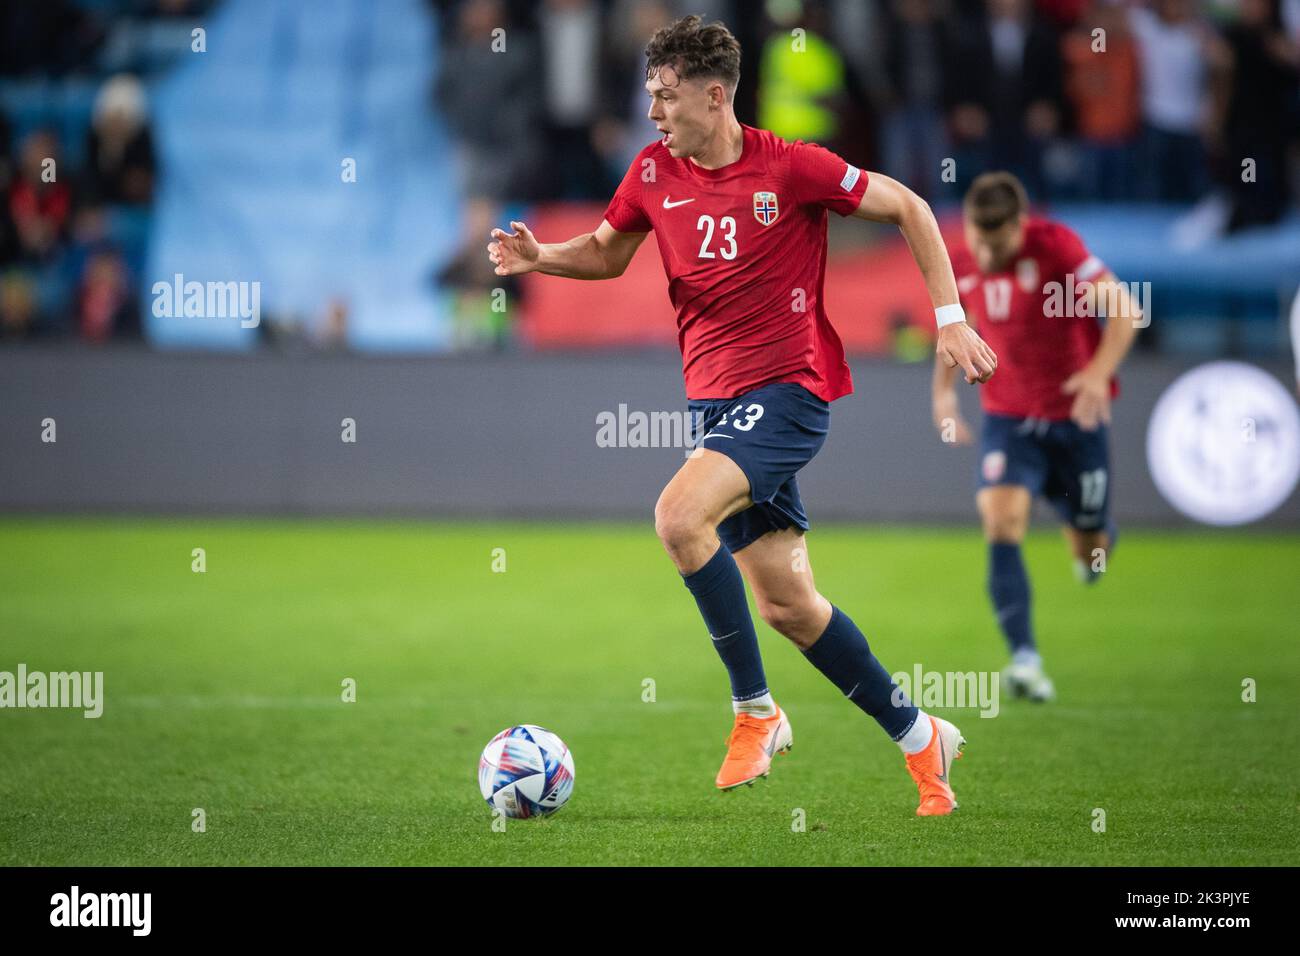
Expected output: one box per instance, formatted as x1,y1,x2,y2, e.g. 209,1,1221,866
477,725,575,819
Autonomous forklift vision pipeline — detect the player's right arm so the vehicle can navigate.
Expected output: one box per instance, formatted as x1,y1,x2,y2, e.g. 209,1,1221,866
851,173,996,385
487,219,648,280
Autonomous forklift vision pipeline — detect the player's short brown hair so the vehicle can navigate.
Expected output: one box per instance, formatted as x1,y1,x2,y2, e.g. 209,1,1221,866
644,15,741,94
964,172,1029,231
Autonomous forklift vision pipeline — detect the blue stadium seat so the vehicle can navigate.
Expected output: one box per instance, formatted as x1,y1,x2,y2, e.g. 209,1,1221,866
144,0,463,350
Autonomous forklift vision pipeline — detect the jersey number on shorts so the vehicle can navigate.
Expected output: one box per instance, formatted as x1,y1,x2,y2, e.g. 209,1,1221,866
1079,468,1107,511
727,403,764,431
697,215,738,261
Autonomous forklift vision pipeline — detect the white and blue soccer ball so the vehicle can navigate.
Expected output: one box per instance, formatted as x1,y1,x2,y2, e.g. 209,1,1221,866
477,725,575,819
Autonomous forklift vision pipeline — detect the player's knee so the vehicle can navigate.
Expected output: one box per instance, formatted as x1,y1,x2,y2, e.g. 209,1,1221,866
756,594,820,642
653,498,704,554
981,509,1026,542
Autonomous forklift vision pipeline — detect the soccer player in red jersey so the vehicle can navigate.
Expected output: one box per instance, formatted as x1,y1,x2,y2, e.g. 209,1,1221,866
933,172,1141,701
489,17,996,815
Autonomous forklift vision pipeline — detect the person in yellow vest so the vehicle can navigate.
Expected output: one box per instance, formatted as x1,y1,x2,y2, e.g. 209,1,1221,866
756,7,848,145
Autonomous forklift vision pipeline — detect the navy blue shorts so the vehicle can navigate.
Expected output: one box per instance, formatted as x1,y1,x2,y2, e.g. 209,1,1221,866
689,382,830,553
978,413,1112,531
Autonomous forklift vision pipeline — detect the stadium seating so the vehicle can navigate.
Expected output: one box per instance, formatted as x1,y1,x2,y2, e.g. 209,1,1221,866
144,0,463,349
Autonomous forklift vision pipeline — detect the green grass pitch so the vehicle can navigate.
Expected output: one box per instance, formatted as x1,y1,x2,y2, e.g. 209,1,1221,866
1,517,1296,866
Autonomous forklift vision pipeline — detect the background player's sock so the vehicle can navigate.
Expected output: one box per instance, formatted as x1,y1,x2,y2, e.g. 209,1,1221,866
733,691,776,718
1074,525,1118,584
1012,647,1042,669
989,542,1035,655
682,544,769,705
1073,558,1098,584
801,605,918,740
896,710,934,753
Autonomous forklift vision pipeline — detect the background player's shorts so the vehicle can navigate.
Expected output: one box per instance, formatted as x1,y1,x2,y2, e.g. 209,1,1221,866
688,382,830,553
978,413,1112,531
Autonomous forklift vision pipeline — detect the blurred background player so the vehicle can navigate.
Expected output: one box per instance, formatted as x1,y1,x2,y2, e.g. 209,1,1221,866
932,171,1141,701
489,15,997,816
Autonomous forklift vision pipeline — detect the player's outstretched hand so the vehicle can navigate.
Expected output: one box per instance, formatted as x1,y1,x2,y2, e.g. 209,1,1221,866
1062,369,1111,431
937,322,997,384
487,221,541,276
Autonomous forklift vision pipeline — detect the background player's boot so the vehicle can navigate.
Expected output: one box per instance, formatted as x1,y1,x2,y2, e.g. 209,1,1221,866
905,715,965,816
1003,658,1056,701
715,705,792,790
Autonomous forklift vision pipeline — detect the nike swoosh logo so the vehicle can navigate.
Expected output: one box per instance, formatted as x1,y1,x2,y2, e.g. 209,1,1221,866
662,197,695,209
936,732,949,784
764,719,782,756
710,630,739,643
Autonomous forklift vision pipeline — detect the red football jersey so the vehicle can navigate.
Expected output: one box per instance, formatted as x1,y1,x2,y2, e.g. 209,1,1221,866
952,217,1114,420
602,124,868,401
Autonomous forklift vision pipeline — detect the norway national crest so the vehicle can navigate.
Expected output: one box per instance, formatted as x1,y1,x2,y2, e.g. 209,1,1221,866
753,191,779,226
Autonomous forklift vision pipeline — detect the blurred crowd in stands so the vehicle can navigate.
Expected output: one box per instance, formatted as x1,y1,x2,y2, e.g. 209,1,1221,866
1,0,1297,346
0,0,212,343
437,0,1300,210
435,0,1300,289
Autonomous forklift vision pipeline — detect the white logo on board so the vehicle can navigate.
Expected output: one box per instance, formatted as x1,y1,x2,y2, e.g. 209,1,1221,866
1146,361,1300,525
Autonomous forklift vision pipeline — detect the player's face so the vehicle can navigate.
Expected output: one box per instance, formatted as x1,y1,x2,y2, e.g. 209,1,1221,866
646,67,717,159
965,216,1027,273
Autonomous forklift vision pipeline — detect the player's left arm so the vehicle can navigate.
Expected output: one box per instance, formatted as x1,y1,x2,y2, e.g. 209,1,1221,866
851,173,997,384
1061,272,1142,430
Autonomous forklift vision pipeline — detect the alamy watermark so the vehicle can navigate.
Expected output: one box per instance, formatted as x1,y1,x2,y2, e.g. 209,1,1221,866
596,405,705,457
1043,274,1150,328
50,886,150,936
0,664,103,718
152,273,261,328
891,665,1000,718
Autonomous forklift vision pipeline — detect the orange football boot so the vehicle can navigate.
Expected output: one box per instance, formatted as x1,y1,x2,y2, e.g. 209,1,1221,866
715,705,793,790
904,714,966,816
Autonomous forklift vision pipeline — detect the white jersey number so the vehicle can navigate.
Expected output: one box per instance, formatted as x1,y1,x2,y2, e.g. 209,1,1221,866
697,215,738,261
983,278,1013,321
728,403,764,431
1080,468,1108,511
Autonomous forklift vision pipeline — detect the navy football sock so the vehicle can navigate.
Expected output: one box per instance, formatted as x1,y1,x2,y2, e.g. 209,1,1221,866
681,545,768,702
989,542,1035,655
802,605,918,740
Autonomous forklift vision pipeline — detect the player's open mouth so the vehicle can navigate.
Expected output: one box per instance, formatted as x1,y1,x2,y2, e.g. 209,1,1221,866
660,131,674,147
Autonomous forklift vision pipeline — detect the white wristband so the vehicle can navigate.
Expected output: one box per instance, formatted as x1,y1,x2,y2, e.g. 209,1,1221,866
935,304,966,328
